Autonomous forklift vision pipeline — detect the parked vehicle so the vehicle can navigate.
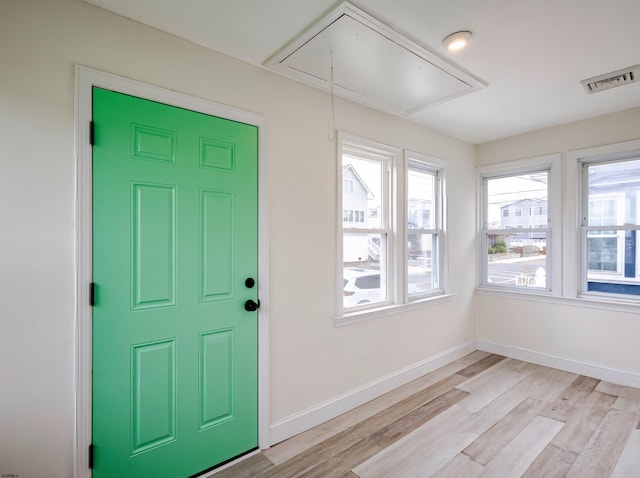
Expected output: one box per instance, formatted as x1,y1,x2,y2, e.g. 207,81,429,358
343,268,383,308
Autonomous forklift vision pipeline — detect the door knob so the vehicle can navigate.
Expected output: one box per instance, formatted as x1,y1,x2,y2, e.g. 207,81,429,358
244,299,260,312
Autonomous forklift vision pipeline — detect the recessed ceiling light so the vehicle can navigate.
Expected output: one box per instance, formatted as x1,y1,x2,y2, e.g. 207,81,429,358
443,31,472,51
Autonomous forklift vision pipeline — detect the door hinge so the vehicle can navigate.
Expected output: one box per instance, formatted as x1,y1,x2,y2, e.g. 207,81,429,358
89,282,95,307
88,444,94,469
89,121,95,146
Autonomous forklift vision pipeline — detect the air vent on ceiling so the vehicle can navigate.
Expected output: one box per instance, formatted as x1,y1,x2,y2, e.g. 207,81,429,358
581,65,640,94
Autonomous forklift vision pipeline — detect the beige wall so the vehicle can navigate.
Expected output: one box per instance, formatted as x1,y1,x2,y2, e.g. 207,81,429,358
476,294,640,374
0,1,477,476
476,108,640,378
476,107,640,166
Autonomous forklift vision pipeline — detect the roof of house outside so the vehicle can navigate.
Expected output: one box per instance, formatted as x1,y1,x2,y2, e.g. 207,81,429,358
500,198,546,209
343,164,374,199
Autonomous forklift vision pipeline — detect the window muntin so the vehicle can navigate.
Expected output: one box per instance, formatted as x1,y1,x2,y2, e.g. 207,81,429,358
482,170,550,291
582,158,640,297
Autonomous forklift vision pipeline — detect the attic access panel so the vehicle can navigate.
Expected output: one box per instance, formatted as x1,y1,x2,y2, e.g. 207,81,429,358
265,2,485,116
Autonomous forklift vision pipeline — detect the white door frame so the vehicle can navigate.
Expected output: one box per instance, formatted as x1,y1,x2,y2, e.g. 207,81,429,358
73,65,270,477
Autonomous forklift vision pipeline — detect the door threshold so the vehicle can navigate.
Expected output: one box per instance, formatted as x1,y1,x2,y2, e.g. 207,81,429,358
192,447,261,477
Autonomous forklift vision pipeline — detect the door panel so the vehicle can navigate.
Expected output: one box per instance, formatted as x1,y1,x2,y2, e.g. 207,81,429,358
92,87,258,477
132,182,176,309
131,339,176,454
199,329,235,428
200,190,234,301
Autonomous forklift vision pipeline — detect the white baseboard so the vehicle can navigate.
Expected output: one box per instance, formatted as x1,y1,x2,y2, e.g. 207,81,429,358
269,341,477,445
477,340,640,389
269,339,640,447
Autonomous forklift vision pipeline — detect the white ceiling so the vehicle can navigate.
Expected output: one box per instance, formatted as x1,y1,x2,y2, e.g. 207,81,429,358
84,0,640,144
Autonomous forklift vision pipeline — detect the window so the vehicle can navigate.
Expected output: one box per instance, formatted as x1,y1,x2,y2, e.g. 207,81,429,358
479,155,560,293
407,160,442,298
479,144,640,307
337,133,446,318
534,207,547,215
340,138,390,311
342,209,366,224
581,157,640,297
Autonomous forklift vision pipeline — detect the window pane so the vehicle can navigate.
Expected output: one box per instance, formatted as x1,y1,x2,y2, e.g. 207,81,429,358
408,169,435,229
584,159,640,296
408,233,437,294
487,172,548,230
587,159,640,227
486,232,547,288
585,229,640,295
587,235,618,272
343,156,383,229
343,233,387,308
484,171,549,289
589,199,618,226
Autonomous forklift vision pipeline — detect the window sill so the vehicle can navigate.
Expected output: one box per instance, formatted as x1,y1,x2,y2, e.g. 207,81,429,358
478,283,551,296
334,293,454,327
475,286,640,314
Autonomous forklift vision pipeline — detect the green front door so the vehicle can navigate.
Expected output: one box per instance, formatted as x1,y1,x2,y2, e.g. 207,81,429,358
92,87,258,477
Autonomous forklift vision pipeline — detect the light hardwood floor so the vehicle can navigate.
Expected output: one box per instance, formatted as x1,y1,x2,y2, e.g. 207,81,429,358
214,351,640,477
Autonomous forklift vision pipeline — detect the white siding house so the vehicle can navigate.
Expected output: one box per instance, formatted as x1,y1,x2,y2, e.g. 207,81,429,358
500,198,547,230
342,164,374,262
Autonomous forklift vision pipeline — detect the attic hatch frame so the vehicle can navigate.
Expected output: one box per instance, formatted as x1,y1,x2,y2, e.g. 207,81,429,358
264,1,486,116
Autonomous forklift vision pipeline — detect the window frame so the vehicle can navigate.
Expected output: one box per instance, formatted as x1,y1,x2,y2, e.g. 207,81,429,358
477,154,561,296
637,190,640,281
477,141,640,312
579,155,640,300
336,132,449,323
337,133,397,317
404,154,446,302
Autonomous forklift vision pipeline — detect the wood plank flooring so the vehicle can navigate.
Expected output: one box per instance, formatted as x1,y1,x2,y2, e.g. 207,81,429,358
214,352,640,477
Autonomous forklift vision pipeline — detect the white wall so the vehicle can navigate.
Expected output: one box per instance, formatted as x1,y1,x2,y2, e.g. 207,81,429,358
476,108,640,381
0,1,477,476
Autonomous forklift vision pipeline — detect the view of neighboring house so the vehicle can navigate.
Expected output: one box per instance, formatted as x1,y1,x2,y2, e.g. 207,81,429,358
498,162,640,290
408,197,433,258
498,198,548,250
500,198,547,230
586,160,640,291
342,164,375,262
408,198,431,228
343,165,435,263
